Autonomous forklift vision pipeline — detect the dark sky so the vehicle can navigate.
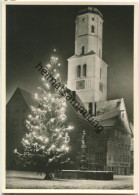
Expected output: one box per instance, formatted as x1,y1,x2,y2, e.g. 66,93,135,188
6,5,134,122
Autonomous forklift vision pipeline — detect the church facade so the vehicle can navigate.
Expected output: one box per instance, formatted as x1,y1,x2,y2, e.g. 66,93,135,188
67,7,107,111
66,7,133,175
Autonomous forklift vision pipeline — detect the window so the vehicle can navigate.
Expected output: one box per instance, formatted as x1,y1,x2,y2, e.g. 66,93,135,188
117,101,121,108
83,64,87,77
92,18,94,21
77,65,81,77
128,156,129,162
81,46,85,54
82,18,85,22
122,112,124,118
100,68,102,79
99,82,103,92
91,25,94,33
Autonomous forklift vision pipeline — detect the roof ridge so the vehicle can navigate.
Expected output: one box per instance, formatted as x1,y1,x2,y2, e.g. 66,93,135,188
16,87,38,110
18,87,33,97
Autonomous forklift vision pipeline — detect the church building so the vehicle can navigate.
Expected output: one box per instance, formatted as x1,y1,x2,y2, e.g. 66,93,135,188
66,7,133,175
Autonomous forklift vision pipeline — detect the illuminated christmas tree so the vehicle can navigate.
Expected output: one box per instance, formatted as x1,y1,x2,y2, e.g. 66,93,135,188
14,50,74,179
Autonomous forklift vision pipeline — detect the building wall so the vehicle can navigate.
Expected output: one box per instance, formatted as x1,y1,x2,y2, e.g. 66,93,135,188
67,54,107,109
68,55,95,82
75,13,103,57
68,9,107,109
106,126,131,175
130,136,134,173
68,113,131,175
6,90,30,169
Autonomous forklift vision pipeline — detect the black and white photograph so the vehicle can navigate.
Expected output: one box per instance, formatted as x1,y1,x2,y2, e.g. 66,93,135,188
2,1,138,193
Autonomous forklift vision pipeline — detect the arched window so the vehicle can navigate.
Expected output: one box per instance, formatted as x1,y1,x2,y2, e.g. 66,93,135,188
81,46,85,54
91,25,94,33
77,65,81,77
83,64,87,77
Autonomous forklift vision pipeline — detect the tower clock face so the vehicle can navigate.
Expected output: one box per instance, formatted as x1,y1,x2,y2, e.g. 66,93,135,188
76,80,85,90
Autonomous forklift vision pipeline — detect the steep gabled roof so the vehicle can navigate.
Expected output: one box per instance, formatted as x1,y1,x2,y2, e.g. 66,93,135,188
19,88,38,109
7,87,38,111
67,93,121,124
65,92,132,134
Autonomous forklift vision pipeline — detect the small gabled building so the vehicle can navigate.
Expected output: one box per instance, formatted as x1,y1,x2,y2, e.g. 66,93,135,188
6,87,38,169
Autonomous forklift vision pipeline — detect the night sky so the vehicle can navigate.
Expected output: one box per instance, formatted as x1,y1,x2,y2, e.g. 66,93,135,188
6,5,134,122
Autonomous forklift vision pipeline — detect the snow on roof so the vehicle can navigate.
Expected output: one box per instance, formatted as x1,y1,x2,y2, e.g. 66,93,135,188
96,99,121,116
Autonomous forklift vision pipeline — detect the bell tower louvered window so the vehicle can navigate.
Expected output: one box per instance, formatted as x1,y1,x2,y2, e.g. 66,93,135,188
83,64,87,77
81,46,85,54
77,65,81,77
91,25,94,33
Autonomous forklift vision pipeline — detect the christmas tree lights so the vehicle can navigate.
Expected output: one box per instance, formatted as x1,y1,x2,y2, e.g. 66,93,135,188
14,49,74,179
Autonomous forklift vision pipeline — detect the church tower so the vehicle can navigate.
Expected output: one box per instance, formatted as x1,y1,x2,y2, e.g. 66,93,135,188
67,7,108,111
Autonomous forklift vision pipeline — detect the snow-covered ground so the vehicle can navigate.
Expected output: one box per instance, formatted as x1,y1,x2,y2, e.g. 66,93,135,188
6,170,133,189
